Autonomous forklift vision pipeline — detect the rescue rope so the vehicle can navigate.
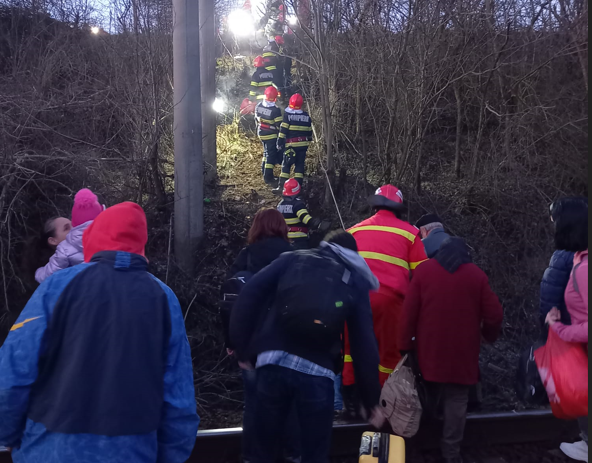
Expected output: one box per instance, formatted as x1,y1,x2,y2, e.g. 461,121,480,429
306,101,345,230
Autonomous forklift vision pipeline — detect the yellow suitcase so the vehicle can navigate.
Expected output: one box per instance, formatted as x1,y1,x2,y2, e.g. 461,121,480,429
359,432,405,463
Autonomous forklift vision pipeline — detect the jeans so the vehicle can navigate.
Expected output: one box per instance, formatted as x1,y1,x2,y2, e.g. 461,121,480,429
243,369,301,463
251,365,334,463
333,374,343,411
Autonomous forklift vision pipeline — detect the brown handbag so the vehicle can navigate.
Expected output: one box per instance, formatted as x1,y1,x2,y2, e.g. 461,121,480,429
379,354,423,438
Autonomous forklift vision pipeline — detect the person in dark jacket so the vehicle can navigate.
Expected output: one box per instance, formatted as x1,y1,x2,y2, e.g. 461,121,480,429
415,213,451,259
0,202,199,463
277,178,327,250
230,230,384,463
399,237,503,463
255,86,284,186
539,197,588,329
228,208,293,279
225,208,295,463
250,56,277,102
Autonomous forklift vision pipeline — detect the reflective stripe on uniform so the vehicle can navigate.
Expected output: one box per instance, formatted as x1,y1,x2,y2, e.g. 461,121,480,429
294,173,304,179
256,95,265,100
259,134,278,141
275,117,284,123
280,172,291,178
265,163,275,169
289,125,313,131
345,355,393,375
281,122,290,129
358,251,410,270
296,209,309,218
285,218,301,225
286,141,310,148
278,133,287,139
379,365,394,375
289,232,308,239
349,225,416,243
410,260,428,270
265,66,277,71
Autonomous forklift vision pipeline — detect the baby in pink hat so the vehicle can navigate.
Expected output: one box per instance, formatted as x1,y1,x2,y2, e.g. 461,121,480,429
35,189,105,283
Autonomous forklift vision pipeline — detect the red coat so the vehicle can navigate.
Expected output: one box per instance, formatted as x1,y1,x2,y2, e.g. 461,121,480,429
349,210,428,298
398,259,503,385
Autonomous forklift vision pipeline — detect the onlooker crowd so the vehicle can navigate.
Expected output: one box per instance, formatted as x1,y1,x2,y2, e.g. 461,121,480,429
0,184,587,463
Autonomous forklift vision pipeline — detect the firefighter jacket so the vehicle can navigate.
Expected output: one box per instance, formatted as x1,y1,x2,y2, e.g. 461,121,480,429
349,210,428,297
262,43,284,89
277,197,316,240
250,68,277,100
255,101,283,141
278,108,313,150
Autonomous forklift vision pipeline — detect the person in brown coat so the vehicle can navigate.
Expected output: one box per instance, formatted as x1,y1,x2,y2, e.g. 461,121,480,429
398,237,503,463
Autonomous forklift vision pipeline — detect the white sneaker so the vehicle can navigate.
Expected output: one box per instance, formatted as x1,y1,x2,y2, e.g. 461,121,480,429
560,441,589,462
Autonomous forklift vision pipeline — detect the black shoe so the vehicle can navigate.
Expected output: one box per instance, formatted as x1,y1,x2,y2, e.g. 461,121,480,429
264,177,278,186
272,187,282,196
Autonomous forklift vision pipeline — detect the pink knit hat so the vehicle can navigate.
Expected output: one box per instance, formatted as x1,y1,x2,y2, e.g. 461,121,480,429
71,189,104,227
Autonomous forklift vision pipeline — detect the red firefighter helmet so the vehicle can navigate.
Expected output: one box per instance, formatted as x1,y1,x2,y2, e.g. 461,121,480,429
275,35,285,45
283,178,301,197
368,185,405,212
254,56,265,68
289,93,304,110
264,86,279,102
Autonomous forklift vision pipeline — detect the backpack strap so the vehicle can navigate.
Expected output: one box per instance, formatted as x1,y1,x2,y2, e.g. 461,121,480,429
572,262,582,295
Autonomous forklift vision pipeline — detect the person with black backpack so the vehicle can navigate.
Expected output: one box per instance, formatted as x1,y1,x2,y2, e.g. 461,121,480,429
221,208,294,463
230,230,384,463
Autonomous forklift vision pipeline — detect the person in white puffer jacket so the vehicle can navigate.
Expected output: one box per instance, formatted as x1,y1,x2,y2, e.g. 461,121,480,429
35,189,104,283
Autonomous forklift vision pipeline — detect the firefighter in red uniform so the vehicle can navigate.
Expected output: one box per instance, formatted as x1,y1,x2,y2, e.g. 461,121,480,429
343,185,428,390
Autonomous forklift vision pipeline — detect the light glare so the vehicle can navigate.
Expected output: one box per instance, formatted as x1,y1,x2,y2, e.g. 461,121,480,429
213,98,226,114
227,9,255,37
91,26,100,35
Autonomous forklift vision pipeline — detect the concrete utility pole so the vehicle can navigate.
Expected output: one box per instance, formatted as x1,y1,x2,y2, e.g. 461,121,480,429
200,0,217,183
173,0,203,274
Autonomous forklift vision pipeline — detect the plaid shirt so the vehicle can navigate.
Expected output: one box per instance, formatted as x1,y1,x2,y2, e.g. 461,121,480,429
256,351,336,381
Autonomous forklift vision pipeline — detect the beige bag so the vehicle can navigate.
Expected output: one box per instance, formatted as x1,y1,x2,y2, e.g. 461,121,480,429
379,354,423,438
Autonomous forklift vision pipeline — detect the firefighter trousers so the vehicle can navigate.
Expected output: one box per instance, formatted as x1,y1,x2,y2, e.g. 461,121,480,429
343,290,404,388
261,139,281,184
279,147,307,188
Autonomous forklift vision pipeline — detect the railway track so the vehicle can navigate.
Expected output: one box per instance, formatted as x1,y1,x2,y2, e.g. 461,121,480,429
0,410,578,463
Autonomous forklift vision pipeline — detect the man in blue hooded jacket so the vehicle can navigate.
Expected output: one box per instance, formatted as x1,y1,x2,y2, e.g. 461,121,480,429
0,202,199,463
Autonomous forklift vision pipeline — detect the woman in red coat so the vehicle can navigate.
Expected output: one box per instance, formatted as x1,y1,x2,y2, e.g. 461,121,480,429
399,237,503,463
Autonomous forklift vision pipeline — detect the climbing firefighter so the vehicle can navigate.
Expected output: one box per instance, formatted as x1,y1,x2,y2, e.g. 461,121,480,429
255,86,284,186
343,185,428,389
250,56,277,102
262,35,286,93
277,178,328,250
259,0,285,40
274,94,313,194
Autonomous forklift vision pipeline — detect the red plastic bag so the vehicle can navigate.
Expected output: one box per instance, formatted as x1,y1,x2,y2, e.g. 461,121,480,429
240,98,256,115
534,328,589,419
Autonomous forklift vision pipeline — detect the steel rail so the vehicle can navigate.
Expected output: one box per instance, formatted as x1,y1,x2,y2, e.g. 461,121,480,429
0,410,579,463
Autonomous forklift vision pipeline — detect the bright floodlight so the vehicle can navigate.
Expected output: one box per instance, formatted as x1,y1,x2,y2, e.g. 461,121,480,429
227,9,255,37
213,98,226,114
288,15,298,26
91,26,100,35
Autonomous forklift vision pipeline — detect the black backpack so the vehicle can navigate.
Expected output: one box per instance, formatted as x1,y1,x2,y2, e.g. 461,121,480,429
275,250,353,349
220,254,254,350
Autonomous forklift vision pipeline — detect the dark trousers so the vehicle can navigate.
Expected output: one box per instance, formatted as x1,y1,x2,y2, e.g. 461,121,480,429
251,365,334,463
279,147,307,188
242,369,301,463
261,139,281,184
426,382,470,459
